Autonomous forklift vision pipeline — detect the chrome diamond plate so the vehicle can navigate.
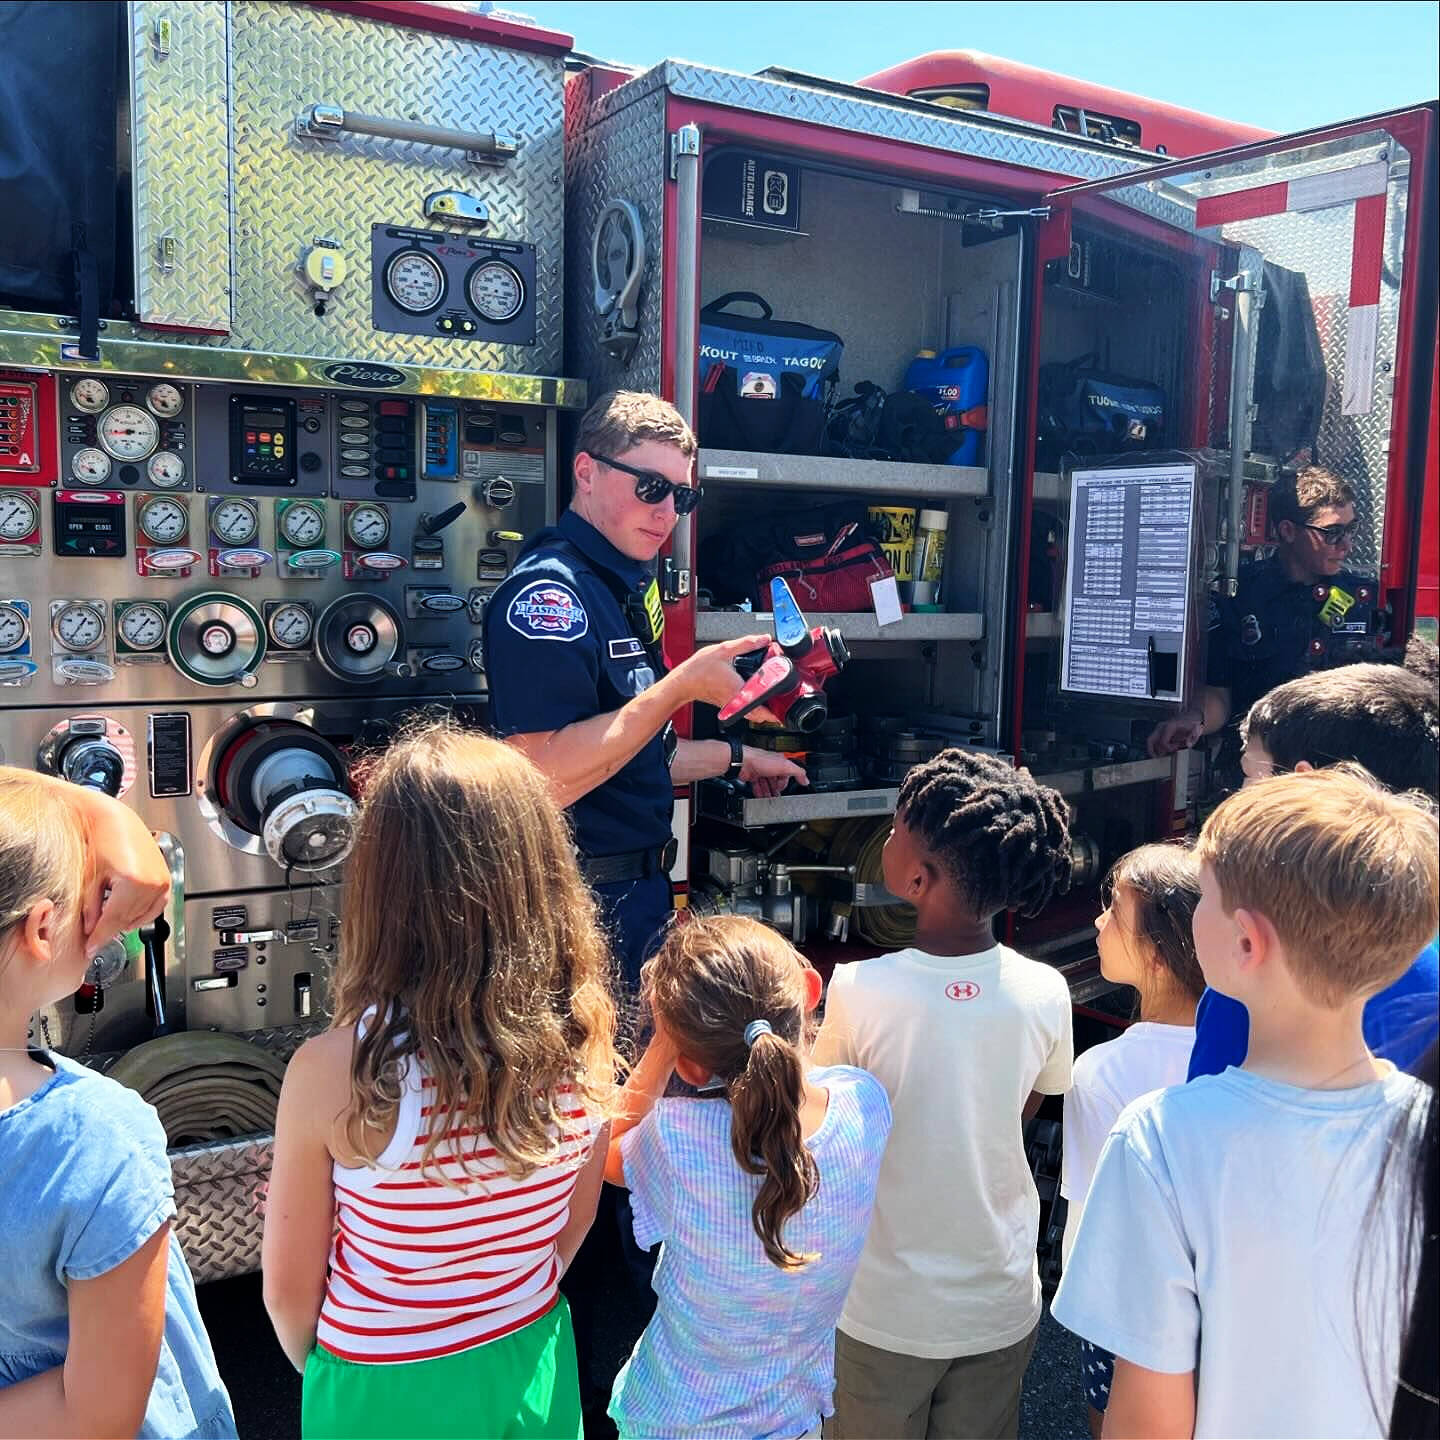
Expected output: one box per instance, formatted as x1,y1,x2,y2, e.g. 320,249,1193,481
171,1136,271,1282
565,75,668,396
227,2,565,374
129,1,234,331
596,62,1150,187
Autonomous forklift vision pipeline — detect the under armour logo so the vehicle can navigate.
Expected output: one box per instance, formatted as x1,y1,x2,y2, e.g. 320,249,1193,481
945,980,981,1002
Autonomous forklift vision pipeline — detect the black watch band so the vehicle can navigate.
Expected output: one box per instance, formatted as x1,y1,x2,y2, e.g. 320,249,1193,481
724,735,745,781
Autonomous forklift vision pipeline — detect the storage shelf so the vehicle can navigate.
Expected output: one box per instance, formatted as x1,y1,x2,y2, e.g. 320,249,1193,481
1032,470,1062,501
696,609,984,642
699,448,988,497
1036,754,1173,797
698,781,899,828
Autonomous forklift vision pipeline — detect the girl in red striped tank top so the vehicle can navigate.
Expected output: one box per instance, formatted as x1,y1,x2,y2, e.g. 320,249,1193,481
262,723,620,1439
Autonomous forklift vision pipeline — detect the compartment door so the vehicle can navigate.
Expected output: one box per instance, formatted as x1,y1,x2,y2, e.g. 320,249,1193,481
1035,106,1435,590
129,1,234,332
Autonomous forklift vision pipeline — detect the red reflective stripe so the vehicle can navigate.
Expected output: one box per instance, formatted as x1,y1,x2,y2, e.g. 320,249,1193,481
1195,181,1289,229
317,1293,557,1364
1349,193,1386,307
337,1183,572,1236
330,1254,551,1308
336,1168,576,1213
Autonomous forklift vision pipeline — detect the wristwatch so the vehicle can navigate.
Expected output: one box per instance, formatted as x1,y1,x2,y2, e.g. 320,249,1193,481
724,735,745,782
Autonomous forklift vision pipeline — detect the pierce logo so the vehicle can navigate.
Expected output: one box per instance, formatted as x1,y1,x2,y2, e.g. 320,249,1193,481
321,362,407,389
945,980,981,1002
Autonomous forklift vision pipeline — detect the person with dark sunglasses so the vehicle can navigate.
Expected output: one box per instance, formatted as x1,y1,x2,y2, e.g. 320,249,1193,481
1149,464,1380,777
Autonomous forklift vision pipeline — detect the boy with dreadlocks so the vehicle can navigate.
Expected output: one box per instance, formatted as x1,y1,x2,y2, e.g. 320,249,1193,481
815,749,1074,1440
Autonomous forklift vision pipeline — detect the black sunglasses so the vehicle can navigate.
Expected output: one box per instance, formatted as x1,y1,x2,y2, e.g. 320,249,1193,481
1301,520,1359,546
590,452,704,515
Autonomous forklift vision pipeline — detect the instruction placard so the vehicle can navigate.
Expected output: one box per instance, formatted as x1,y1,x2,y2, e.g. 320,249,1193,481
1060,462,1197,701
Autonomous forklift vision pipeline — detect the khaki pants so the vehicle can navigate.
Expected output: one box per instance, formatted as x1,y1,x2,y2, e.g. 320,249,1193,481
826,1325,1039,1440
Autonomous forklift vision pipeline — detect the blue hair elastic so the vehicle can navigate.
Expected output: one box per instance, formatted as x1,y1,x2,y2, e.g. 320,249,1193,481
743,1019,773,1048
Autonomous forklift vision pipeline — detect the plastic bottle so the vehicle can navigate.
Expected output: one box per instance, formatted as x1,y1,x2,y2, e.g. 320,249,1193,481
904,347,989,466
910,508,949,608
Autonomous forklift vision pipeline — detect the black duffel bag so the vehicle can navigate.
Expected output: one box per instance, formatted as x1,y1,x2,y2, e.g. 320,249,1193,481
1036,353,1167,469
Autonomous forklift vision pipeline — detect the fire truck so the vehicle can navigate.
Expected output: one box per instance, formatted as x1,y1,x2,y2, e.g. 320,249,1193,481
0,0,1434,1281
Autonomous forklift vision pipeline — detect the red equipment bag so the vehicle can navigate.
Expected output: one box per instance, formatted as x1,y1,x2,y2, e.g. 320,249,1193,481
755,522,893,613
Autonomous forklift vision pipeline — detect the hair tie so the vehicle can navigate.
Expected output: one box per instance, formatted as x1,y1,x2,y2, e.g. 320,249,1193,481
743,1019,773,1048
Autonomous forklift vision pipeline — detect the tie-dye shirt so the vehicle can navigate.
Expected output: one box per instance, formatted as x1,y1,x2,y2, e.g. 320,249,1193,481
609,1065,891,1440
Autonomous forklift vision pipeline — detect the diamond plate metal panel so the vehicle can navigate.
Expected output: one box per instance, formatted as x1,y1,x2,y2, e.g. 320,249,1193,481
565,79,668,396
171,1136,271,1282
130,1,234,331
227,2,565,375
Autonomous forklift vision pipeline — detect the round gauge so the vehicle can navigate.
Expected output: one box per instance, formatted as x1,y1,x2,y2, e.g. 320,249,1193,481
98,404,159,461
0,491,39,541
147,450,186,488
200,623,235,657
71,447,112,484
138,497,188,545
118,602,166,651
281,501,325,547
146,382,184,418
346,623,377,655
212,498,259,546
384,249,446,314
70,378,110,414
268,603,313,649
0,602,29,653
346,504,389,549
466,258,525,323
52,601,105,652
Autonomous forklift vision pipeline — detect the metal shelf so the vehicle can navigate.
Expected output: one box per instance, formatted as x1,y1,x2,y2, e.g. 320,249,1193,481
1032,471,1062,501
1037,755,1173,797
696,610,984,642
697,780,899,827
699,448,988,497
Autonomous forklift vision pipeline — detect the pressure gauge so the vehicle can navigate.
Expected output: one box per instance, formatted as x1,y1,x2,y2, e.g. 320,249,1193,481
70,378,109,414
0,603,28,653
71,447,112,484
268,602,314,649
118,602,166,651
346,504,389,549
98,404,159,461
0,491,38,541
466,259,525,323
52,601,105,652
138,496,188,545
212,498,259,546
146,382,184,418
384,250,446,314
147,450,186,488
280,501,325,548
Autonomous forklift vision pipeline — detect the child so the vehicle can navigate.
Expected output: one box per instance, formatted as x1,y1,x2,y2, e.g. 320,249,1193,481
1053,765,1438,1439
1060,843,1204,1434
605,914,891,1440
814,749,1074,1440
1190,661,1439,1079
0,768,236,1438
261,724,619,1440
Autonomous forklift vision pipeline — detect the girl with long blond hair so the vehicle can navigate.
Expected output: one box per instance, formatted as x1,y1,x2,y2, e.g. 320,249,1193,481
262,723,619,1440
604,915,892,1440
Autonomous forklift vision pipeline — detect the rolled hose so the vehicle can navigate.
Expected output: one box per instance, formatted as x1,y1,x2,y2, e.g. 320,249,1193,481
105,1032,287,1147
826,817,916,949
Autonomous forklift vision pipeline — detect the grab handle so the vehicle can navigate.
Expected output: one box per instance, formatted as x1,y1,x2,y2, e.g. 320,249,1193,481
295,104,518,164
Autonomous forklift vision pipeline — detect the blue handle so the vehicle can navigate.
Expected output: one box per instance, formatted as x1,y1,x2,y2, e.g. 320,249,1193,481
770,577,809,650
935,346,983,370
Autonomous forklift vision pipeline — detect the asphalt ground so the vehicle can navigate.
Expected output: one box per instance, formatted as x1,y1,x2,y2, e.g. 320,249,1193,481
197,1273,1088,1439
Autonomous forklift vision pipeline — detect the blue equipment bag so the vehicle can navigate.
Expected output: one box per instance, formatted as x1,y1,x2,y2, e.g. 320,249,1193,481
1036,353,1167,469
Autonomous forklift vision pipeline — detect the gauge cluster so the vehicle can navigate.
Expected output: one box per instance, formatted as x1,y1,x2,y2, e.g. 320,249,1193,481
62,376,193,491
370,226,537,346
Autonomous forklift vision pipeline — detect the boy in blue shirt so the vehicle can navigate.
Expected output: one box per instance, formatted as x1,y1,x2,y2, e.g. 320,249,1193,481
1188,660,1438,1079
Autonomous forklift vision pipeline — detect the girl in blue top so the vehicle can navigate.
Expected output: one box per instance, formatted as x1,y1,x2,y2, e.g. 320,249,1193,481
606,915,892,1440
0,769,236,1439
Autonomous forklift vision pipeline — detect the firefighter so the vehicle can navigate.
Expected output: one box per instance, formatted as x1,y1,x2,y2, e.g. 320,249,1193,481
1149,465,1379,762
484,390,805,989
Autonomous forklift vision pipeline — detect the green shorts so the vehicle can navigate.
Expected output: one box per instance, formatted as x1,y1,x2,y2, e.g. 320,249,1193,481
301,1296,583,1440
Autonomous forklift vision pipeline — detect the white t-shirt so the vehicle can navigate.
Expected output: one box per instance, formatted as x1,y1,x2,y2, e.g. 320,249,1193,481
1052,1067,1423,1440
813,943,1073,1358
1059,1021,1194,1270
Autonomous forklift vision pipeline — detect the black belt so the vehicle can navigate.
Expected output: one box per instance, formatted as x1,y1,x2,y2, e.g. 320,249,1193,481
581,838,678,887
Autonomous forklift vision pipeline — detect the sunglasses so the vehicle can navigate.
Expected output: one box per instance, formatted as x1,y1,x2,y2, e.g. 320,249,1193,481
591,453,704,515
1301,520,1359,546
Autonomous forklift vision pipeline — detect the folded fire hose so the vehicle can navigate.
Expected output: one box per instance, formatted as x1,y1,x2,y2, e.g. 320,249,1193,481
106,1032,288,1147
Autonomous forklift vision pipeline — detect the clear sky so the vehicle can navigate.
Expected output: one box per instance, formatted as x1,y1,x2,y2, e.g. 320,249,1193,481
523,1,1438,135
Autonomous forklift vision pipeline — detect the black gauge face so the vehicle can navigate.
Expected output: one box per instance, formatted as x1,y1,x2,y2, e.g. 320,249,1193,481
384,250,446,314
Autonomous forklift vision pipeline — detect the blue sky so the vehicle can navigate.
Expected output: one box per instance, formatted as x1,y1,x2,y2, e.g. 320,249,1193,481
524,1,1438,135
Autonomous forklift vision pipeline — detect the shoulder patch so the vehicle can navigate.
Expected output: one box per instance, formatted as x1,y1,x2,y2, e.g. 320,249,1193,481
505,580,589,642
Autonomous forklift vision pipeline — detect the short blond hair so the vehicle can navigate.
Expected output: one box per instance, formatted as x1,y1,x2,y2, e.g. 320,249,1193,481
1194,765,1438,1007
574,390,696,462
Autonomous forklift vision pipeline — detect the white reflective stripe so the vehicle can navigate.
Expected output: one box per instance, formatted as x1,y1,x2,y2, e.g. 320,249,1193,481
1288,161,1388,213
1342,305,1379,416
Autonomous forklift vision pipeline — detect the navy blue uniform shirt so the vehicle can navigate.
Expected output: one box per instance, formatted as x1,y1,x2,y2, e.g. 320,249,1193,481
484,510,673,861
1205,553,1378,721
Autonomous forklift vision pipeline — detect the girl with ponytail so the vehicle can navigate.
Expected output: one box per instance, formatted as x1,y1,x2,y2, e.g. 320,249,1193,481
604,915,892,1439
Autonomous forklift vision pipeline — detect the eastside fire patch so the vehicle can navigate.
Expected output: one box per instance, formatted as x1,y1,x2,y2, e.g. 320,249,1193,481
506,580,589,641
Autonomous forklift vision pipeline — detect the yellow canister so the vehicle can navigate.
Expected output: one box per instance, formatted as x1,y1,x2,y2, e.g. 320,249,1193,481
867,505,918,584
911,508,949,607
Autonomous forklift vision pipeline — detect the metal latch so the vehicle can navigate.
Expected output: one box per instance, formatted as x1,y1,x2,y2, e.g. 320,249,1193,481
669,124,701,181
1210,269,1259,303
424,191,490,227
155,232,177,275
660,557,691,603
150,16,171,59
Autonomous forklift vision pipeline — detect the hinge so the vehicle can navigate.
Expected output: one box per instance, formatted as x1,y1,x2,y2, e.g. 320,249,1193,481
660,557,690,603
1210,268,1259,302
668,124,700,181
